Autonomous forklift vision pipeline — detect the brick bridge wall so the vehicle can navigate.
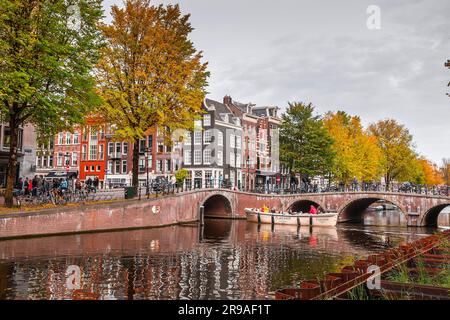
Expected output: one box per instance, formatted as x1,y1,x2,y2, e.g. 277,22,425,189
0,190,449,239
195,190,450,227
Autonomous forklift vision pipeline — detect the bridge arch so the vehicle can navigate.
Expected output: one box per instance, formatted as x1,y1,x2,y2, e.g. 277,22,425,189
421,204,450,227
288,199,325,213
202,194,233,218
338,197,406,223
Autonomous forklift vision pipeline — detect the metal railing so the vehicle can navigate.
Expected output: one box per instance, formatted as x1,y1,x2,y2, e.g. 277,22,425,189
132,179,450,199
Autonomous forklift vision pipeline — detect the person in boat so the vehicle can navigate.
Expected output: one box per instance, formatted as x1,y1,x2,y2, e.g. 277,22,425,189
309,205,318,215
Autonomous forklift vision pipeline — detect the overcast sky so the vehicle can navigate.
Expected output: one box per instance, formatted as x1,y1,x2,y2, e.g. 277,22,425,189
103,0,450,164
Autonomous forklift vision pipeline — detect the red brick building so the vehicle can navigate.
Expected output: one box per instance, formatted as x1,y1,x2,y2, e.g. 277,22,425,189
79,117,107,188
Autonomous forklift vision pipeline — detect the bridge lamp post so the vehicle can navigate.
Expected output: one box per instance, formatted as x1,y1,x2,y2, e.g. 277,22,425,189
145,147,151,196
246,156,250,192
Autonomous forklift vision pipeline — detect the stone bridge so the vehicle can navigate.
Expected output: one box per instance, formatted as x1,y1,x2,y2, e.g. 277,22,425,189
194,189,450,227
1,189,449,239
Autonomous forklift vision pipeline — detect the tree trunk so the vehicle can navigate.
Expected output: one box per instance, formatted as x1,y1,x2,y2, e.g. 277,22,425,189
4,115,20,207
132,139,139,188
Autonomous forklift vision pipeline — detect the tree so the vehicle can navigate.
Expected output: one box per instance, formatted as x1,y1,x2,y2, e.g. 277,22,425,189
418,158,444,185
0,0,103,207
175,168,189,185
440,158,449,185
368,119,418,188
279,102,334,181
96,0,209,188
323,111,382,185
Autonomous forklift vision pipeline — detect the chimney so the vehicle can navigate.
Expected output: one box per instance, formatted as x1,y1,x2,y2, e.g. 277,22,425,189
223,95,232,105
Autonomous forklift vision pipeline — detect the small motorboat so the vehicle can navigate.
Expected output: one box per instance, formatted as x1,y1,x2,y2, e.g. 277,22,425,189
245,208,338,227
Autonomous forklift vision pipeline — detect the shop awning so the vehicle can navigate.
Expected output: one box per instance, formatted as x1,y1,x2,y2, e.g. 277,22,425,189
45,171,78,179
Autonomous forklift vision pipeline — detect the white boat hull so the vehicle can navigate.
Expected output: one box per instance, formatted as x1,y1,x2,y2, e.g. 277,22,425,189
245,209,338,227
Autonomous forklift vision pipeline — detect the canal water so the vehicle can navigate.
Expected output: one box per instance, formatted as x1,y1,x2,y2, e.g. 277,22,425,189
0,210,448,300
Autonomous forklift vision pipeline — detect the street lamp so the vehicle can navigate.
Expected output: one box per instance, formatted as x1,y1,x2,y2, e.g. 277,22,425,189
246,156,250,192
145,147,151,197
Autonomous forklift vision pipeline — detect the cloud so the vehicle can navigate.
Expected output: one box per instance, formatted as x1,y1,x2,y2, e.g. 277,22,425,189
103,0,450,164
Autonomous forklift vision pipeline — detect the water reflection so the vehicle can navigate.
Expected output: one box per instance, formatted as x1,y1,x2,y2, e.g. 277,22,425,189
0,216,438,300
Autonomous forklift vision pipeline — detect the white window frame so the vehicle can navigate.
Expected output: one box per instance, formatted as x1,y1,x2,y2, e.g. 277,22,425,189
204,130,212,144
194,150,202,165
203,114,211,126
217,150,223,166
194,131,202,145
184,150,192,165
230,134,235,148
203,149,211,165
218,131,223,147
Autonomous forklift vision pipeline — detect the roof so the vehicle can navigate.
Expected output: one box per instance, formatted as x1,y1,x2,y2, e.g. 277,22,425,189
204,98,234,121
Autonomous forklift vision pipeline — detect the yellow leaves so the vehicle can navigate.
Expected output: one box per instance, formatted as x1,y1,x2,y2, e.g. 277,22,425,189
419,159,444,185
324,111,382,183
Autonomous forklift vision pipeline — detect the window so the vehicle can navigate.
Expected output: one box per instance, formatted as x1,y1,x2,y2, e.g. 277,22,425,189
184,150,192,165
184,132,191,145
203,114,211,126
236,155,241,168
218,131,223,147
148,155,153,168
91,165,95,172
73,132,79,144
89,145,97,160
139,139,146,153
157,160,163,173
147,135,153,150
97,165,101,172
58,133,64,145
99,145,104,160
236,136,241,149
203,149,211,165
115,161,121,174
57,154,63,166
217,150,223,166
66,133,71,144
122,160,127,174
85,166,89,172
108,142,114,156
165,159,171,172
158,142,164,153
230,134,235,148
90,128,98,142
72,153,78,166
123,142,128,155
194,131,202,145
107,161,113,174
49,156,53,167
194,150,202,165
204,130,212,144
99,128,105,140
194,120,202,129
139,158,145,172
230,152,235,167
115,142,121,156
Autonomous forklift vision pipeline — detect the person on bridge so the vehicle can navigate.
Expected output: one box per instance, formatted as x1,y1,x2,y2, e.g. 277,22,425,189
309,205,318,215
